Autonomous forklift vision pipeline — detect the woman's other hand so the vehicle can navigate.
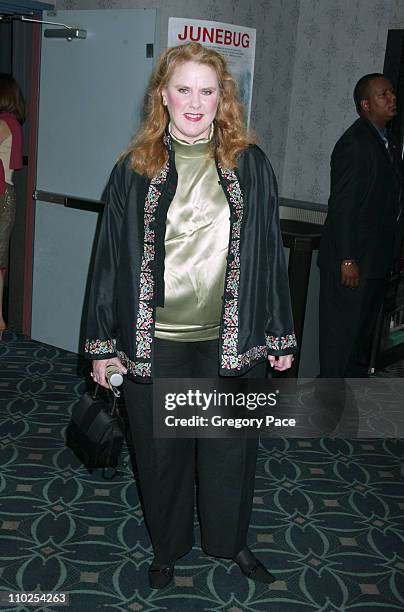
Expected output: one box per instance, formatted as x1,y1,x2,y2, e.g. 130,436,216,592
91,357,127,389
268,355,294,371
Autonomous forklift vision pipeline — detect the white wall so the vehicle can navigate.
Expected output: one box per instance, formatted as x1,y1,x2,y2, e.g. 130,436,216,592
282,0,393,205
54,0,299,186
56,0,404,205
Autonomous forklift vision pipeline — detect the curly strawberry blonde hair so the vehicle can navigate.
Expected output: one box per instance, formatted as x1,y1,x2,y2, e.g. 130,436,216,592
126,42,256,178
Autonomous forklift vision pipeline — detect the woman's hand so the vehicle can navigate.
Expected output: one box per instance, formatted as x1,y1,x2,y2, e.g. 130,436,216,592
91,357,127,389
268,354,294,371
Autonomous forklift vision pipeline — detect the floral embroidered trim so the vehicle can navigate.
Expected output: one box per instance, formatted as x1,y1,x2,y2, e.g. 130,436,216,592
266,333,298,351
225,268,240,297
136,330,152,359
134,162,169,373
84,338,117,355
117,350,151,378
219,165,245,370
219,164,297,371
163,131,172,149
238,345,267,368
221,340,269,368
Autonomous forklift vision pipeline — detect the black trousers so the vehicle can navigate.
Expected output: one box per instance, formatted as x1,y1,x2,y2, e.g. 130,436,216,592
319,269,386,377
123,338,266,564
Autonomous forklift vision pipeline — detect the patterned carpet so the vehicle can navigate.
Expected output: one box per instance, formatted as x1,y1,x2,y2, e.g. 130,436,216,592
0,328,403,611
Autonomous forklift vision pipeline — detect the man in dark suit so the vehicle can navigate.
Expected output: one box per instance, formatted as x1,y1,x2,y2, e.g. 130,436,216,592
318,73,403,377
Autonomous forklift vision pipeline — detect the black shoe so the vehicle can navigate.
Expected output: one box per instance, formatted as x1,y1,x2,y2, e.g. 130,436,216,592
233,547,276,584
148,563,174,589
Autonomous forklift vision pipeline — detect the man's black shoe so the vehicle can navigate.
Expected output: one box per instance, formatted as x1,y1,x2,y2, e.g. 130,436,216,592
233,547,276,584
148,563,174,589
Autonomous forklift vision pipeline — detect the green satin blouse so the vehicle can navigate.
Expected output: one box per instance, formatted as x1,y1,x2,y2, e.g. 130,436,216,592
154,131,229,341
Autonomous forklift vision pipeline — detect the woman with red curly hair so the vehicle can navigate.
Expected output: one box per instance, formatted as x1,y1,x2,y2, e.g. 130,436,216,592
85,42,297,589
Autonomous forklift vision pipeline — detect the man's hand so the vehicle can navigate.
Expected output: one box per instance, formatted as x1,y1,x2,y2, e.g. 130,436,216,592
91,357,127,389
268,355,294,371
340,260,360,288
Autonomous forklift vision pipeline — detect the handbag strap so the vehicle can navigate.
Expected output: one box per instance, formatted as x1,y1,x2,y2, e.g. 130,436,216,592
92,383,120,417
92,380,121,404
108,382,121,399
110,393,119,417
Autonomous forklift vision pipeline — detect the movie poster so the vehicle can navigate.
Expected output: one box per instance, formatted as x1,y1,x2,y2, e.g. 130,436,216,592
168,17,256,125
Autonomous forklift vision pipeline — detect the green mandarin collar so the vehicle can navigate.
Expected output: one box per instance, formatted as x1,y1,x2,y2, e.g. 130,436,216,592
169,124,213,158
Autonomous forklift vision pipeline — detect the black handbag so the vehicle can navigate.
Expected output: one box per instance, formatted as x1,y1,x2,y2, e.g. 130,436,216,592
66,384,124,479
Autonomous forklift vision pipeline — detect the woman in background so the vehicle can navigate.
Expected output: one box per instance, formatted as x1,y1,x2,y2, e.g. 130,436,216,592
0,73,25,339
85,43,297,590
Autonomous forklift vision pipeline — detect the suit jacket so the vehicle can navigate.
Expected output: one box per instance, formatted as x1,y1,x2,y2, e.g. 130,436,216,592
318,116,404,278
84,136,297,383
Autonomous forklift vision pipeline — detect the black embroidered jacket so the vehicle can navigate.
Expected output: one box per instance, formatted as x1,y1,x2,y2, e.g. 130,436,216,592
84,136,297,382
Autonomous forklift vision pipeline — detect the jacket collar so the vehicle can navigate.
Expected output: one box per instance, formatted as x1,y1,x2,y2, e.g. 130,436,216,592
359,116,391,151
359,116,401,179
